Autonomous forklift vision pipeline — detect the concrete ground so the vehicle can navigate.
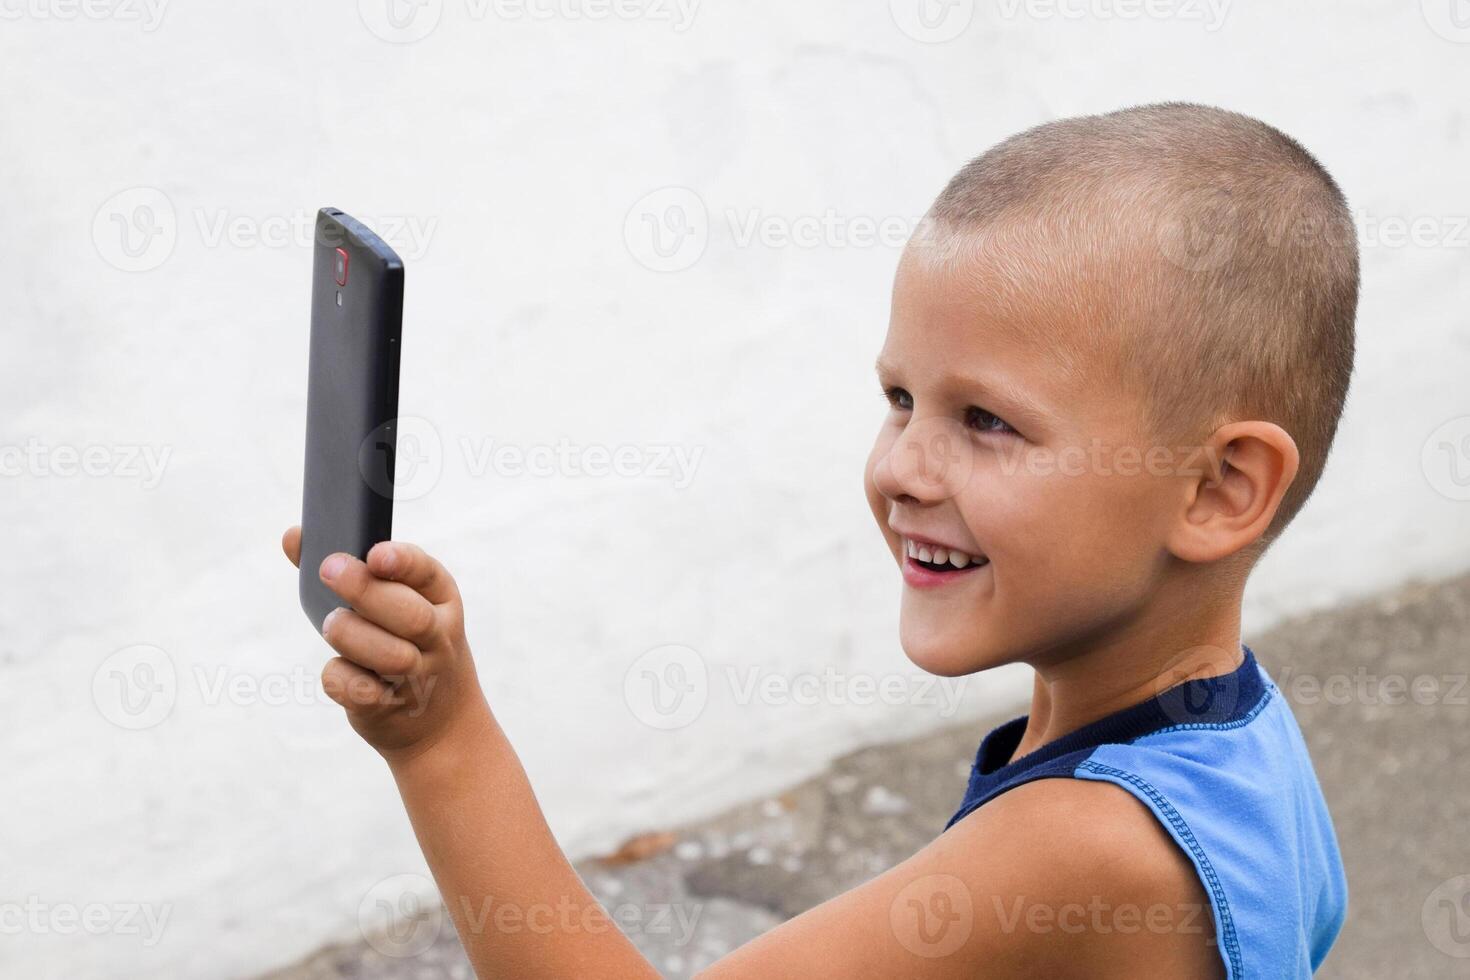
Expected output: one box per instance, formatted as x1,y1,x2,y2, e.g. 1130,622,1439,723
262,573,1470,979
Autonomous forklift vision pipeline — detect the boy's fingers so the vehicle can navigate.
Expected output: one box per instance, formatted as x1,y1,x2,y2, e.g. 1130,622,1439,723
367,541,461,607
322,609,423,679
321,656,393,710
282,526,302,568
320,553,440,645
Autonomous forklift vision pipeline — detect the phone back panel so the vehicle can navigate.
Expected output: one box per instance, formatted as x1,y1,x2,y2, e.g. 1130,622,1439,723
299,208,404,630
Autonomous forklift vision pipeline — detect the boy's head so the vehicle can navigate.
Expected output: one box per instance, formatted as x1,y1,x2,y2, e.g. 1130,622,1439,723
864,103,1359,676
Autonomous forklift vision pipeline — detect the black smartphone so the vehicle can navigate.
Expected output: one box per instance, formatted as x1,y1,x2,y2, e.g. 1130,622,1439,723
298,208,404,631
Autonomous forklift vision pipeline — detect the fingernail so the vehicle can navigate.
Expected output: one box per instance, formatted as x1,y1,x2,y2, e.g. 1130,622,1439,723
321,554,348,581
321,608,341,635
376,546,396,575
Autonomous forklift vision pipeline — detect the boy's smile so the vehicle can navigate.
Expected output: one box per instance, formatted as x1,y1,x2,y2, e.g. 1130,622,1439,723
865,238,1191,678
895,531,990,586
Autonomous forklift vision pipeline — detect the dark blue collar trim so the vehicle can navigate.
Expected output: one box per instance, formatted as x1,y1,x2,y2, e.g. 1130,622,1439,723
960,644,1266,802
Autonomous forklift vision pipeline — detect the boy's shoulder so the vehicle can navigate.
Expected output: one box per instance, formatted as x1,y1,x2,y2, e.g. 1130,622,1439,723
939,775,1224,976
931,653,1347,978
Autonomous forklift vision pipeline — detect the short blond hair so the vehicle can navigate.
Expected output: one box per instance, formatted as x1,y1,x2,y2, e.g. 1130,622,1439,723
926,103,1359,541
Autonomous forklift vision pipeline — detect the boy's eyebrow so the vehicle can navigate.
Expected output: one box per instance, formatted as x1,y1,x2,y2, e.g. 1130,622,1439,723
875,356,1057,430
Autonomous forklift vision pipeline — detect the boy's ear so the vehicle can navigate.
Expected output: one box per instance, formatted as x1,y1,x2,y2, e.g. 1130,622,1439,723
1167,421,1300,563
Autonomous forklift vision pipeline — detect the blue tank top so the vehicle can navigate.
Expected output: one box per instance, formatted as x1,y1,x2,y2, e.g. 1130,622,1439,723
944,646,1346,978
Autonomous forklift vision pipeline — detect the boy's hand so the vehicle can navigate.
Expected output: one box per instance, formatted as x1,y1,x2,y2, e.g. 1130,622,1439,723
282,526,488,762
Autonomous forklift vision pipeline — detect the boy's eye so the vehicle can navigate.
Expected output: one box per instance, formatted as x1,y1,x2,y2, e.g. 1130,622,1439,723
884,388,1016,436
965,406,1016,435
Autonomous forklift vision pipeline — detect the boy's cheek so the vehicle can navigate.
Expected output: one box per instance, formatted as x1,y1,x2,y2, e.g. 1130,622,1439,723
862,442,886,506
958,465,1057,539
959,476,1121,600
863,432,904,549
969,459,1144,538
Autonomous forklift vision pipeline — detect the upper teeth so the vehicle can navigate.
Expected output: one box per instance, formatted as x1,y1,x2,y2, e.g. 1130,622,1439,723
905,538,979,569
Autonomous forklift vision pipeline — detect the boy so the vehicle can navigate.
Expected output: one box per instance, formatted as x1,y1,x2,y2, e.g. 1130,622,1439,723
283,102,1353,977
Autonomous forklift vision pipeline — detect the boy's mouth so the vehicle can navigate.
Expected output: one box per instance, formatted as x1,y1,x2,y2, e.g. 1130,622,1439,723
900,536,989,582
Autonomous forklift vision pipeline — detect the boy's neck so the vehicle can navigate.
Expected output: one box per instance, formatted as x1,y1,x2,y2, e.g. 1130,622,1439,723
1011,566,1247,762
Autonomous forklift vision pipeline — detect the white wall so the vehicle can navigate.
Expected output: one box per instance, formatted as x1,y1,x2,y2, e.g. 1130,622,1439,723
2,2,1467,976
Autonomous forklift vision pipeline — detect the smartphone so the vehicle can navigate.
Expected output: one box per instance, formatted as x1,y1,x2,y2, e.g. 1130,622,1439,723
298,208,404,631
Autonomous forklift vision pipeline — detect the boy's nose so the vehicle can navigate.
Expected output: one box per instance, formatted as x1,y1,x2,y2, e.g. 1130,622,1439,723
874,415,975,504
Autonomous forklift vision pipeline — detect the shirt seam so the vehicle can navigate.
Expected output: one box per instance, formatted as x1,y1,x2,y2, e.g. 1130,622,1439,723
1141,683,1275,741
1074,759,1245,980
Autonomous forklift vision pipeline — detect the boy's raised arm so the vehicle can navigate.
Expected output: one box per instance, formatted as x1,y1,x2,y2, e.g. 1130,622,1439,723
284,527,658,979
283,529,1222,979
386,696,661,978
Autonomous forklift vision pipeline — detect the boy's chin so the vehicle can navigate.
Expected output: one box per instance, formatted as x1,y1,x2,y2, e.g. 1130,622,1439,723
899,618,1008,677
